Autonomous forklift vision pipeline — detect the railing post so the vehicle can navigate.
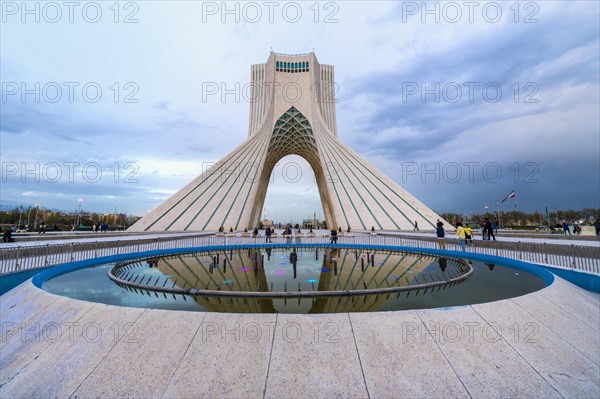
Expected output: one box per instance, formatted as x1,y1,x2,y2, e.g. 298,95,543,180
16,246,22,270
543,242,548,264
571,244,576,269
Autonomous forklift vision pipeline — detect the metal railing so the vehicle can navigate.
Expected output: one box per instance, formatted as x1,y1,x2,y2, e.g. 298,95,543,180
1,233,598,275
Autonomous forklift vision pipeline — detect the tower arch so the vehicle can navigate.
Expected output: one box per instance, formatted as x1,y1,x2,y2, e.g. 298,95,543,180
249,106,336,228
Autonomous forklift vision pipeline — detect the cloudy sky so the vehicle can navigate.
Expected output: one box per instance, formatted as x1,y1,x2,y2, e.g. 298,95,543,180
1,1,598,222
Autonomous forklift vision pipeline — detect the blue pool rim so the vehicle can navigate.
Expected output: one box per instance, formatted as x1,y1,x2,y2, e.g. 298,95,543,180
31,243,555,291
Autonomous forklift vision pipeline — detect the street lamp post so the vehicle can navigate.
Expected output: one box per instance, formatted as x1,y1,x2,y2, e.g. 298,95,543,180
76,198,84,229
34,204,39,230
484,204,489,217
26,206,31,230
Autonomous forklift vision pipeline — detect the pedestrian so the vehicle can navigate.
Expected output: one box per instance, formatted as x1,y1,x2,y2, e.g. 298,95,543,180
456,222,466,252
253,227,259,237
414,220,419,231
573,223,581,235
484,218,496,241
39,222,46,234
265,226,272,243
436,223,446,250
93,223,97,232
3,230,15,242
330,229,338,244
464,224,473,245
284,225,292,243
562,220,571,235
594,218,600,236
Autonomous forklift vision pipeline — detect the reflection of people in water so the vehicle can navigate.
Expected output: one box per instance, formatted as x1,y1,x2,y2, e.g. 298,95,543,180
486,263,495,271
147,259,158,268
438,257,447,272
265,247,272,261
289,251,298,279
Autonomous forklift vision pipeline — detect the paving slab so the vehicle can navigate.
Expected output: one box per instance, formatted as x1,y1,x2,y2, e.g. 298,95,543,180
473,298,600,397
535,278,600,332
0,281,61,323
0,280,32,311
417,306,561,398
350,310,469,398
511,291,600,365
264,313,368,399
0,293,95,386
70,308,204,398
162,312,275,398
0,303,144,398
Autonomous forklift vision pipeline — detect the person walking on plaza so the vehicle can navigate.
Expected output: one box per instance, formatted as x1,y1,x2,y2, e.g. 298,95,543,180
484,218,496,241
456,222,466,251
414,220,419,231
436,223,446,250
330,229,338,244
3,229,15,242
573,223,581,235
265,226,272,243
562,220,571,235
464,224,473,246
594,218,600,236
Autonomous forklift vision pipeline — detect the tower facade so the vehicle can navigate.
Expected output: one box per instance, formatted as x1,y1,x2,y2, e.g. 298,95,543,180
130,52,448,231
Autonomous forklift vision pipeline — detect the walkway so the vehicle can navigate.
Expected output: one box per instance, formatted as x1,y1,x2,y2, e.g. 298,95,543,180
1,276,598,398
379,230,600,248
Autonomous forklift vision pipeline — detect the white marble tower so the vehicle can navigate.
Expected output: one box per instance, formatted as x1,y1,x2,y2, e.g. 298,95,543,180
130,52,448,231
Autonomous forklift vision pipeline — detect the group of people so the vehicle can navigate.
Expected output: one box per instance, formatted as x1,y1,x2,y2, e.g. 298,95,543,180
244,225,343,244
436,217,496,252
257,225,296,243
562,220,584,235
92,223,110,232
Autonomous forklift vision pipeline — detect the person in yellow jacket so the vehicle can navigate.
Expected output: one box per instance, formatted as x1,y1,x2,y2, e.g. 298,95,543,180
464,225,473,246
456,222,466,251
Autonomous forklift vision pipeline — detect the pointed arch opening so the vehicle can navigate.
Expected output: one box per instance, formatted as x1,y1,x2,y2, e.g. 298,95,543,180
248,107,336,229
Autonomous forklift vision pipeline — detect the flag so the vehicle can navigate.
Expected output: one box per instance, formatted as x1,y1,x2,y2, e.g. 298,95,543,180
501,190,516,204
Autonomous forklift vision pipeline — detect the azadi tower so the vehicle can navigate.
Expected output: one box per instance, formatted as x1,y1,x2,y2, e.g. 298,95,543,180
130,52,448,231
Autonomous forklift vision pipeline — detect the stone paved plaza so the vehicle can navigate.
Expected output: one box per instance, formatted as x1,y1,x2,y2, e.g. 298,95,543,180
1,235,599,398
